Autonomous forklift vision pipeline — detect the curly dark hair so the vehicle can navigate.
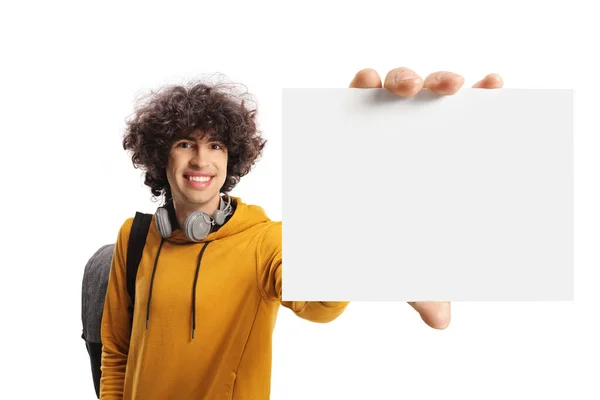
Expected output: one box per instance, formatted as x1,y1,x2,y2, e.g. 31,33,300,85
122,76,267,202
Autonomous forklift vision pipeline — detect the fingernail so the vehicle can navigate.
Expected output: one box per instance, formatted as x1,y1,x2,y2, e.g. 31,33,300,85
395,71,419,83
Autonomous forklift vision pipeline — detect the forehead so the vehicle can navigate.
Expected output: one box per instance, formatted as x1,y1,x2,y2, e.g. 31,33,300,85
181,129,217,142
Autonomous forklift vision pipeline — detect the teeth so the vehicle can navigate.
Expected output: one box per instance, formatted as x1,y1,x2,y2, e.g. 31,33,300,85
187,175,211,182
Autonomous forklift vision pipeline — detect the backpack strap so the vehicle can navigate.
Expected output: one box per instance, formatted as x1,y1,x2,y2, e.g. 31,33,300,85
126,212,153,318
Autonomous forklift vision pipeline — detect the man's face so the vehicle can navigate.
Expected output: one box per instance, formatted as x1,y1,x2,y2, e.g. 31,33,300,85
166,130,228,212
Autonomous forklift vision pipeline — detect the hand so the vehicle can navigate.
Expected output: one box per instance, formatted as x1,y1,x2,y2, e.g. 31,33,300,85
349,67,504,330
349,67,503,96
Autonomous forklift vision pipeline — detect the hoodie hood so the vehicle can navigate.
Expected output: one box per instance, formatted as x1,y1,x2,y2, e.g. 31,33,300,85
144,195,272,339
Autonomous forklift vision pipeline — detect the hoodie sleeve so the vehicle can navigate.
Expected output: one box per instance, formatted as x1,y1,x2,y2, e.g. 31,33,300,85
257,221,349,323
99,218,133,399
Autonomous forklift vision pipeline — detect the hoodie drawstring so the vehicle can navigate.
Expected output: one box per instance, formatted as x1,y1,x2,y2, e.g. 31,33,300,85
144,238,211,340
146,238,165,330
192,241,210,339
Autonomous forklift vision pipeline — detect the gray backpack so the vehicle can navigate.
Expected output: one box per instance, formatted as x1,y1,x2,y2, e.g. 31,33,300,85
81,212,153,398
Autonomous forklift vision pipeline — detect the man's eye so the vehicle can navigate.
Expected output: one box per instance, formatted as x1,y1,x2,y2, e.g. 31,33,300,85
178,142,192,149
211,143,223,150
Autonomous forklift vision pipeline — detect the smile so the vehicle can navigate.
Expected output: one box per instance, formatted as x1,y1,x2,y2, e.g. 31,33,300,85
185,175,212,182
184,174,214,188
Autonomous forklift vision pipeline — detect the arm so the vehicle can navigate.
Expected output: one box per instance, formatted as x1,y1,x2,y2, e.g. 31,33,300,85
99,219,133,399
257,222,349,323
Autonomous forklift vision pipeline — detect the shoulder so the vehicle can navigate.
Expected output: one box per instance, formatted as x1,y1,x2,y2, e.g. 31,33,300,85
115,214,148,247
118,216,135,238
118,212,156,235
257,220,282,255
232,196,281,243
260,220,281,239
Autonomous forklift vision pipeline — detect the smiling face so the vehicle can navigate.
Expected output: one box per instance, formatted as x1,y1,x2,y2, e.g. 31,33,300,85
166,130,228,219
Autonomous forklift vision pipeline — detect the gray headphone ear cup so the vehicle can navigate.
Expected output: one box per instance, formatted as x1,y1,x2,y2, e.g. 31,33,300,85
213,210,226,225
155,207,172,239
184,211,212,242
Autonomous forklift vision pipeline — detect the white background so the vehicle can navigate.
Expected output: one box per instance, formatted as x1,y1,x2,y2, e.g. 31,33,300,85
1,0,598,399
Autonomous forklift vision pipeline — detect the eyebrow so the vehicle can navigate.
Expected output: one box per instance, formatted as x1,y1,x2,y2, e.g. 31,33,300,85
179,135,225,145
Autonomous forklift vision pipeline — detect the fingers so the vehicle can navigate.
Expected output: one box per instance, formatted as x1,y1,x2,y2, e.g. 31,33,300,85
423,71,465,95
382,68,465,96
383,67,424,97
473,73,504,88
349,68,382,88
353,68,503,96
408,301,451,330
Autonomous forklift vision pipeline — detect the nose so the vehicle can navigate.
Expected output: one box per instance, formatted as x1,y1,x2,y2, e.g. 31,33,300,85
189,146,210,168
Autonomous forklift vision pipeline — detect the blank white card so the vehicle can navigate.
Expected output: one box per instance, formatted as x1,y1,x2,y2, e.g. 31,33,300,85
281,88,573,301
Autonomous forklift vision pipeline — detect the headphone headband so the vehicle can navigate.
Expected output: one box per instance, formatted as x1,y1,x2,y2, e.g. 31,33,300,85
155,193,233,242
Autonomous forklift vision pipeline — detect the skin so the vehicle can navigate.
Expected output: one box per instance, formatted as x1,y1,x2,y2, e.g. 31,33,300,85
350,67,504,329
166,132,229,229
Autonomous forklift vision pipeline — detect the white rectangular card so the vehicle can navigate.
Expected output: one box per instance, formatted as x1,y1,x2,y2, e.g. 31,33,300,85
281,88,573,301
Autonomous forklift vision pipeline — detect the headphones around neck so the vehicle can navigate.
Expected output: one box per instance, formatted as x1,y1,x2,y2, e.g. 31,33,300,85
155,194,233,242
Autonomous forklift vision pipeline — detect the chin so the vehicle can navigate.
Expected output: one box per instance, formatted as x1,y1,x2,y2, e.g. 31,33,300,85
187,191,220,205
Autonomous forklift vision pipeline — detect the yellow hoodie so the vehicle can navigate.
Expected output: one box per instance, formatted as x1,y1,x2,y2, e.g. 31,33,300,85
100,196,349,399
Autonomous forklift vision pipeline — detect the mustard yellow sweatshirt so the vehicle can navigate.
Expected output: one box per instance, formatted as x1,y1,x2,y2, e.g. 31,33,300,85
100,197,349,400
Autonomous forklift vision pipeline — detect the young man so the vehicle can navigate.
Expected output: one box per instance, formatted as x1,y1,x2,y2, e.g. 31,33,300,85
100,67,503,399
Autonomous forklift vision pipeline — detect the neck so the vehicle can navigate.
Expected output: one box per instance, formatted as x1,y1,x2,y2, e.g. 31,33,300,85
172,194,222,229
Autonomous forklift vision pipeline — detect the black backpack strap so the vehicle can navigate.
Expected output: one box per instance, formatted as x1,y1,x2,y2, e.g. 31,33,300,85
126,212,153,318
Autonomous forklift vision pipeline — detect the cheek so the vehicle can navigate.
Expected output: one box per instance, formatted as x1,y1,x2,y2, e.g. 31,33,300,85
219,154,229,171
166,156,183,181
166,153,175,170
